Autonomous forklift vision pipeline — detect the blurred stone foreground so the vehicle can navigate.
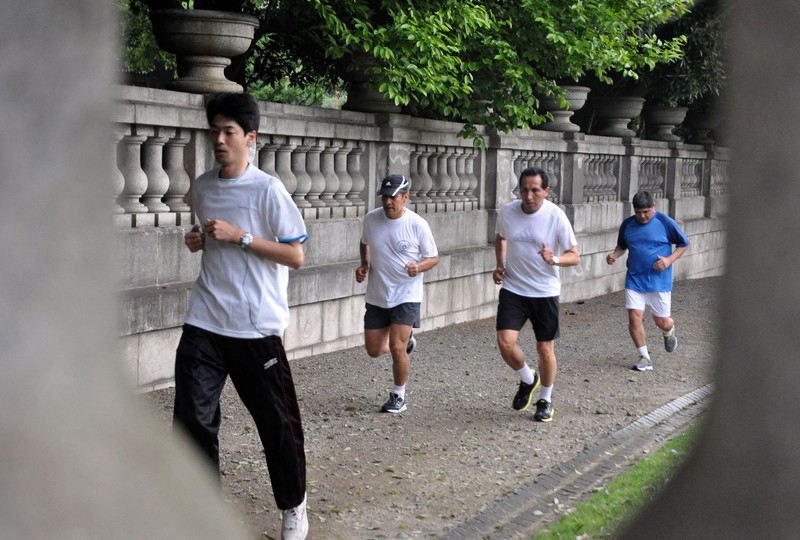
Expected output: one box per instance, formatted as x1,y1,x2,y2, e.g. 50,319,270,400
1,1,798,539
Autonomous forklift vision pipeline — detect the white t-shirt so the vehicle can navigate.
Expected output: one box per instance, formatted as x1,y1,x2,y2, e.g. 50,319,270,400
185,164,308,338
361,207,438,308
495,199,577,298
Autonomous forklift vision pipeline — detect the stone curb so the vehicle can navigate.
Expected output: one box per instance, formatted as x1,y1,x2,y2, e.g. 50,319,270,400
440,384,714,539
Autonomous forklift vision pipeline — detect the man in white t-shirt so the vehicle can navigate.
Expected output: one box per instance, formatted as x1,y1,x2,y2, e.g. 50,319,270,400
355,174,439,413
493,167,580,422
174,93,309,540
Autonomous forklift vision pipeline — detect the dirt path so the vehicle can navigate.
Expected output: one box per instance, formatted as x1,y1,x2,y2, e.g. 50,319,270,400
143,276,719,539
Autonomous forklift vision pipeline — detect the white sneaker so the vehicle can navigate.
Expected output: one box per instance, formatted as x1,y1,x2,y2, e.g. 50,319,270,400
632,356,653,371
281,494,308,540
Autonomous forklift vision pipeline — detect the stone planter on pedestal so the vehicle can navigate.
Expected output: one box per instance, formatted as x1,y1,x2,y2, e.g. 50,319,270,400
149,9,258,94
643,105,689,142
592,96,646,137
682,109,719,144
535,85,590,132
339,53,401,114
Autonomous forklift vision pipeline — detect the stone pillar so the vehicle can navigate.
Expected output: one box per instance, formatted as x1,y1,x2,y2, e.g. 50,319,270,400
0,1,249,537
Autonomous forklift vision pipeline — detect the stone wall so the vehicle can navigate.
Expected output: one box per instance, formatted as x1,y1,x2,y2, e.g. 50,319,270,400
114,86,728,391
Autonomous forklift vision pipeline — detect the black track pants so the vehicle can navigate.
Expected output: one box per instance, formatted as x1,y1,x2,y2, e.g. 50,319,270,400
173,324,306,509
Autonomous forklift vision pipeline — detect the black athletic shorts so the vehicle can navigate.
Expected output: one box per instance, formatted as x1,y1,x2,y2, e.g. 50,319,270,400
364,302,421,329
495,288,560,341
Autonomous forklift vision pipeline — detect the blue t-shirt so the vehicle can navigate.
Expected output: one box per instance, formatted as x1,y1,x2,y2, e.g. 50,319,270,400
617,211,689,293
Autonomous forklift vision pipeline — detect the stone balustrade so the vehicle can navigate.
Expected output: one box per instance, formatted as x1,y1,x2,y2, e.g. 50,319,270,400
114,85,729,390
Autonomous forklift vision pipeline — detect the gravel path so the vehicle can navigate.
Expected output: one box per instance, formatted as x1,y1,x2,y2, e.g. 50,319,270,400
143,276,719,539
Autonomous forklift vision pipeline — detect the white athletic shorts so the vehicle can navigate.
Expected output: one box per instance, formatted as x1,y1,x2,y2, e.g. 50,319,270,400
625,289,672,318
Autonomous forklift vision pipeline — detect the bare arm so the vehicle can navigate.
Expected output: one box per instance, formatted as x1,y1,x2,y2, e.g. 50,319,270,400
355,242,370,283
493,234,507,284
405,255,439,277
606,245,627,265
202,219,304,269
540,243,580,267
654,245,688,272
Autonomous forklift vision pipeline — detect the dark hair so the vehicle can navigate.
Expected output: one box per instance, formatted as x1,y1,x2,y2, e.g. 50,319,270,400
519,166,549,189
632,190,655,209
205,92,260,134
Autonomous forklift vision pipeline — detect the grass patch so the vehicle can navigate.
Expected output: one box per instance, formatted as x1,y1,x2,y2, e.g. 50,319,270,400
533,424,698,540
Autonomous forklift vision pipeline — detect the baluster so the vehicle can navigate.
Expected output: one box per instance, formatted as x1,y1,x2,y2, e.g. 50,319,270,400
305,140,326,208
445,151,459,204
320,143,340,210
333,142,352,207
274,138,297,198
436,148,452,204
117,131,149,214
417,147,434,204
427,151,440,205
291,142,312,208
141,130,171,213
346,145,366,210
258,138,279,178
253,134,267,169
163,129,191,213
466,149,480,205
455,149,467,203
409,147,422,206
111,130,125,214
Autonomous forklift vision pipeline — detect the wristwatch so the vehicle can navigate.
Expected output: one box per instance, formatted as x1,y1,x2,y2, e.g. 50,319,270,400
239,232,253,250
551,256,560,266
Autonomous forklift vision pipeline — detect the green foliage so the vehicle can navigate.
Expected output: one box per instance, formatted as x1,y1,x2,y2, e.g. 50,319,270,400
118,0,176,74
643,0,728,107
305,0,692,138
533,425,699,540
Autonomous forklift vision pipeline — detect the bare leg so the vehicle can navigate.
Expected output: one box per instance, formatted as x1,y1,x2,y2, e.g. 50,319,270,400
496,329,526,370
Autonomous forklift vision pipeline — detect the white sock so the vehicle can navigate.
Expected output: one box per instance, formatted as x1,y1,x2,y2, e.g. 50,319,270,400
539,384,553,402
637,346,650,359
515,364,535,385
392,385,405,399
663,326,675,336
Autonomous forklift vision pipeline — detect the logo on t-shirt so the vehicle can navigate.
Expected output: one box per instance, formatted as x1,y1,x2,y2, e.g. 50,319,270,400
395,239,413,252
511,227,538,243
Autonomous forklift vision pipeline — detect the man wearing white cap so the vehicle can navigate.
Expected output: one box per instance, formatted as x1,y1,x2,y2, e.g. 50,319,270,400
355,174,439,413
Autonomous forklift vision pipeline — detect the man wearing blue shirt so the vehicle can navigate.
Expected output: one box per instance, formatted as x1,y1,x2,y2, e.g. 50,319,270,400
606,191,690,371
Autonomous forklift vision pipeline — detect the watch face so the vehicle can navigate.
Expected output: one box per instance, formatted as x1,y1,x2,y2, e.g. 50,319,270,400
240,233,253,248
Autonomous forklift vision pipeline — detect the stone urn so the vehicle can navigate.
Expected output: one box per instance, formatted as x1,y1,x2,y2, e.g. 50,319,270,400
149,9,258,94
643,105,688,142
682,109,719,145
592,96,646,137
338,53,401,114
535,85,590,132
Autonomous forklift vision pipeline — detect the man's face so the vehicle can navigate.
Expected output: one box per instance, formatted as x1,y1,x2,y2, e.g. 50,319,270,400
209,114,254,171
518,174,549,214
381,192,410,219
634,205,656,224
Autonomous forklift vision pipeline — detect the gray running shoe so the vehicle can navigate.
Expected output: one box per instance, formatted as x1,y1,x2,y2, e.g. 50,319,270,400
381,392,407,413
406,333,417,355
664,328,678,353
632,356,653,371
